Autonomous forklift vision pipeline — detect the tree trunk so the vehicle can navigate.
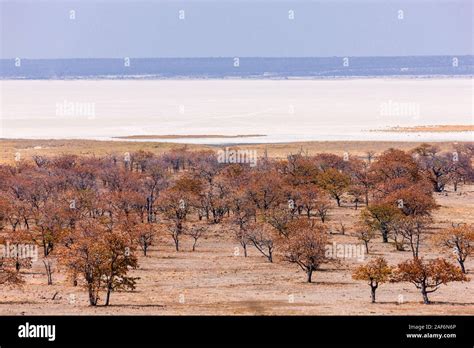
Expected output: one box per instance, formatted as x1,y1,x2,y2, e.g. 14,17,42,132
381,227,388,243
336,196,341,207
371,286,377,303
364,241,369,254
458,259,466,274
88,285,98,306
421,286,430,304
43,260,53,285
105,286,112,306
306,269,313,283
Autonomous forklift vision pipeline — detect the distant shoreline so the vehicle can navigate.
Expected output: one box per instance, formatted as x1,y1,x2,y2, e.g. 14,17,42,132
2,56,472,80
114,134,267,140
372,125,474,133
2,75,473,81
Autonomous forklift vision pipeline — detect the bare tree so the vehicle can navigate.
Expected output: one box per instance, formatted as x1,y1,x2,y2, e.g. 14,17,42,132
185,225,207,252
354,224,375,254
284,220,329,283
246,223,276,262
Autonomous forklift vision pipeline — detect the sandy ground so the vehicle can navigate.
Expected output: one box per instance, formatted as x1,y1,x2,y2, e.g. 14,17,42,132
1,184,472,316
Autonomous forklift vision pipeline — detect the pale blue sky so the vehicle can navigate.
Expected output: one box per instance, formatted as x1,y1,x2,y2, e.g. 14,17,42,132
1,0,472,58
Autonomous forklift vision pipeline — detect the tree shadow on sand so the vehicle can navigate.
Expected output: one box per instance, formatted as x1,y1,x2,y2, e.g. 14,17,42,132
99,304,166,308
372,301,474,306
306,281,352,286
0,300,38,305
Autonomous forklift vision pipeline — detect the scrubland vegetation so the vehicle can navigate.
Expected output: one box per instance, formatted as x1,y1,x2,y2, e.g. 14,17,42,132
0,142,473,312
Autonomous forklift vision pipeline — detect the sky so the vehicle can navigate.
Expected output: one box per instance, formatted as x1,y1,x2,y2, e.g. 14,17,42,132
0,0,472,59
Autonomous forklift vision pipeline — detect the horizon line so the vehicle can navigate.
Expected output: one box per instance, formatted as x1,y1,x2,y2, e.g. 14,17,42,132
1,54,473,60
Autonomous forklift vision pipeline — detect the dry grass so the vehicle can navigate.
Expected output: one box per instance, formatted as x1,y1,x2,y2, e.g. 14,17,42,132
241,141,464,159
0,139,466,165
0,139,207,165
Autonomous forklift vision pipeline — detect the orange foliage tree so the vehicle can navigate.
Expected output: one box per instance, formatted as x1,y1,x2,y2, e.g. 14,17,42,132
352,257,392,303
317,168,350,207
59,218,138,306
391,258,468,304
